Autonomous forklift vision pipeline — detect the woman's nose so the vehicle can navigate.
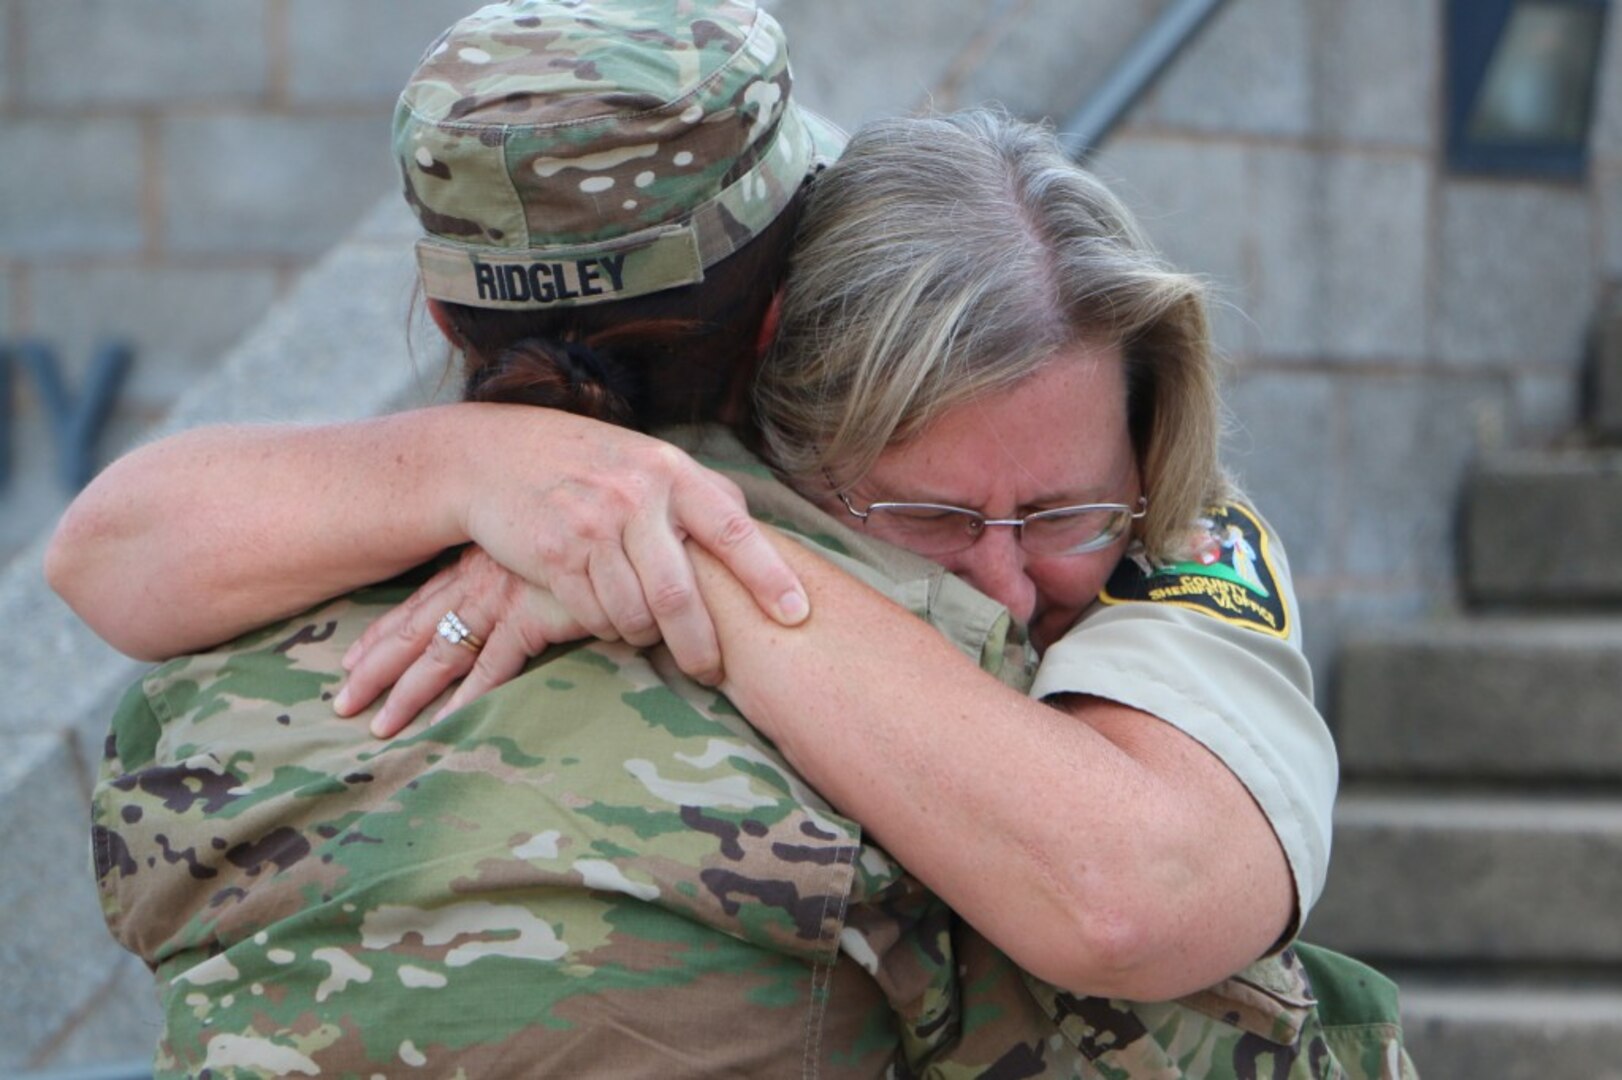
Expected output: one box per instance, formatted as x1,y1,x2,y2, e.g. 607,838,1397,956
950,528,1037,624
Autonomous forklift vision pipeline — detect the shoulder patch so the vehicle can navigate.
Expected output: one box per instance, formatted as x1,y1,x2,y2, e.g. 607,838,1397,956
1099,503,1290,638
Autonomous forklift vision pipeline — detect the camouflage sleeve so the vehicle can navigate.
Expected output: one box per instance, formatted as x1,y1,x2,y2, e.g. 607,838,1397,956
870,917,1415,1080
1030,504,1337,927
92,676,168,963
1295,943,1420,1080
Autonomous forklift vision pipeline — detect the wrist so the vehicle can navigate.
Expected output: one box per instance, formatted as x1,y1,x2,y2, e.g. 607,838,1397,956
425,403,515,547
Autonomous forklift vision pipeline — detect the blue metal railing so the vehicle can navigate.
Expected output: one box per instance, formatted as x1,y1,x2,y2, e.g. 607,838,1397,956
1059,0,1232,159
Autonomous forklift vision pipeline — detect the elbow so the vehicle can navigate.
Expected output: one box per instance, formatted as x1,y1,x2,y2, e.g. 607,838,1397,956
42,518,76,602
1040,912,1284,1003
1022,902,1183,1001
44,506,97,615
45,506,164,661
1015,852,1273,1001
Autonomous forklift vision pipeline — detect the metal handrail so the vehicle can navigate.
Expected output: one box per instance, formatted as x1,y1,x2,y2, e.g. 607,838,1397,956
1059,0,1232,159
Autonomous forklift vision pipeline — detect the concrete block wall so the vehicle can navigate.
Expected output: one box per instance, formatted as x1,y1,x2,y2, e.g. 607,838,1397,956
1078,0,1622,686
0,0,477,559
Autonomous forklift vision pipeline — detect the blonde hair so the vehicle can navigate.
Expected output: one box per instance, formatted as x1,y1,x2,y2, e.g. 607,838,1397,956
754,109,1228,558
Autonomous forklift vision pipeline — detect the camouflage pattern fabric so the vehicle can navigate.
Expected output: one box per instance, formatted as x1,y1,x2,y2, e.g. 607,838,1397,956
92,429,1415,1077
97,598,901,1077
399,0,846,310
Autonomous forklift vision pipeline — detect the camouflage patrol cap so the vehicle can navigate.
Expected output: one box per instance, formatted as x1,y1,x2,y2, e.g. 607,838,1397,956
395,0,845,312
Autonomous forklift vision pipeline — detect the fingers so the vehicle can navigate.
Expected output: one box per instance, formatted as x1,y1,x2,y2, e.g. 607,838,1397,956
620,511,721,685
585,545,661,648
677,474,809,627
334,567,459,716
341,561,446,673
547,560,621,644
339,544,592,738
369,632,479,738
347,442,807,719
382,575,586,732
336,546,503,735
434,619,534,721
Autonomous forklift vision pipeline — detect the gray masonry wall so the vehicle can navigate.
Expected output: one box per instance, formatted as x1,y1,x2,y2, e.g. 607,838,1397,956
3,0,1621,1071
1091,0,1621,688
0,0,479,558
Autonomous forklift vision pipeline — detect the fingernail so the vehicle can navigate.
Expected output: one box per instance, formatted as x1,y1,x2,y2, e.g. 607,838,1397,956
369,714,392,739
777,588,809,625
334,686,353,715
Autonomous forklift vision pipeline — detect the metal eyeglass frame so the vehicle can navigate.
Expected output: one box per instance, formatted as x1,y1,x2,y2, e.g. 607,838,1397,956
834,490,1149,556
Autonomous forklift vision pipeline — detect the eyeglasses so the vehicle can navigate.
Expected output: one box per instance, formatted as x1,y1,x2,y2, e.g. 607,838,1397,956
835,490,1148,558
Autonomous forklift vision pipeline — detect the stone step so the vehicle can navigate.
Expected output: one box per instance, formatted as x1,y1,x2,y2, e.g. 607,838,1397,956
1596,301,1622,442
1336,616,1622,781
1306,791,1622,964
1397,978,1622,1080
1462,450,1622,605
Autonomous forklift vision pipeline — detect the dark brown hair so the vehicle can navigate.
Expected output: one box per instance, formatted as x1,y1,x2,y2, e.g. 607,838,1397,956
442,191,805,431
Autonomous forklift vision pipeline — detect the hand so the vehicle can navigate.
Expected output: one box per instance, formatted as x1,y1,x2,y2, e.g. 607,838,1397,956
334,547,586,737
459,423,810,686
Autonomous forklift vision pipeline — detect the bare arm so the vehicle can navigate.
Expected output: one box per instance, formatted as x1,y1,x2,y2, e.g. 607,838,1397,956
693,534,1293,1001
46,404,807,673
48,412,467,658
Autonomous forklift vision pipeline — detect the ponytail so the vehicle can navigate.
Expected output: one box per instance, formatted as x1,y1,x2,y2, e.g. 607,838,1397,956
464,338,646,428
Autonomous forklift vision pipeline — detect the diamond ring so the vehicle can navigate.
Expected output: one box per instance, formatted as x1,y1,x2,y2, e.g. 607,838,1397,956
436,610,484,653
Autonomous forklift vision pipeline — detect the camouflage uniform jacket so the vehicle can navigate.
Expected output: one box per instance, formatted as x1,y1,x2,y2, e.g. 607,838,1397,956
93,426,1413,1078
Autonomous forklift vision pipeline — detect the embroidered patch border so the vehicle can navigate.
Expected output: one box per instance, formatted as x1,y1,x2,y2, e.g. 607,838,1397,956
1098,503,1291,638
